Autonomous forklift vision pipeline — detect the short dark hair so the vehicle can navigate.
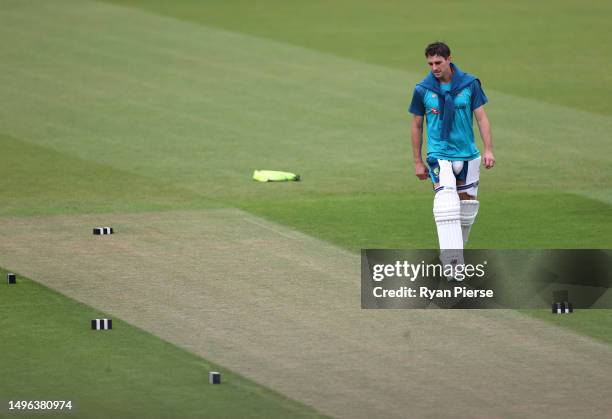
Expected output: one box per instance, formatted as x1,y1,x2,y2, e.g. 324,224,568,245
425,42,451,58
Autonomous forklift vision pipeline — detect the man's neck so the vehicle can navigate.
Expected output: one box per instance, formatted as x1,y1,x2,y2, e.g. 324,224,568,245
439,67,454,84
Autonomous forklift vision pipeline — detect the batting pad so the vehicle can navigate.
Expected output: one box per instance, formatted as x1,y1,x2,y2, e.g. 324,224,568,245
433,189,463,250
460,200,479,245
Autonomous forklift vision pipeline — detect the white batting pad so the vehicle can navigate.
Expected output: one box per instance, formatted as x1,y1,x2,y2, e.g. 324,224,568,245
460,200,479,245
437,160,456,189
433,189,463,250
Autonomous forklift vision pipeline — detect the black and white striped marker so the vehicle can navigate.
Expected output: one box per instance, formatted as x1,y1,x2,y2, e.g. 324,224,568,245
552,302,573,314
93,227,113,235
7,273,16,284
209,371,221,384
91,319,113,330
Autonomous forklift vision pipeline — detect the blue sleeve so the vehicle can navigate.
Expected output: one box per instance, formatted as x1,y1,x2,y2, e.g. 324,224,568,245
408,86,425,116
470,80,488,111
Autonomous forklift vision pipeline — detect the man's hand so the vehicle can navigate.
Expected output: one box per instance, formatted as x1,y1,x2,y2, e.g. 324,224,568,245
415,161,429,180
483,150,495,169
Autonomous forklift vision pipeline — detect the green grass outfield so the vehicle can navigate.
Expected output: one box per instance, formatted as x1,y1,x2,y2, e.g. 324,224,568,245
1,0,611,417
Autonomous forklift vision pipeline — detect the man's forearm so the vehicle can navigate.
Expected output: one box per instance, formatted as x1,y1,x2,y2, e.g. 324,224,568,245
411,126,424,163
477,118,493,152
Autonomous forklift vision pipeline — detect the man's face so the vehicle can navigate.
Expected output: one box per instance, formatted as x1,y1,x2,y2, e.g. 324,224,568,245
426,55,452,79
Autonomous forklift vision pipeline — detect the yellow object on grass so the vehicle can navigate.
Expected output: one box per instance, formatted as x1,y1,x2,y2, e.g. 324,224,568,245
253,170,300,182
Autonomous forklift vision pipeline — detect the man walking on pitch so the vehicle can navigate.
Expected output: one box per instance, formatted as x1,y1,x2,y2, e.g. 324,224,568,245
409,42,495,276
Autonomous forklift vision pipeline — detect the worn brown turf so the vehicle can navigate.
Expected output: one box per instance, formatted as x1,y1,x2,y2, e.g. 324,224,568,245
1,209,611,418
